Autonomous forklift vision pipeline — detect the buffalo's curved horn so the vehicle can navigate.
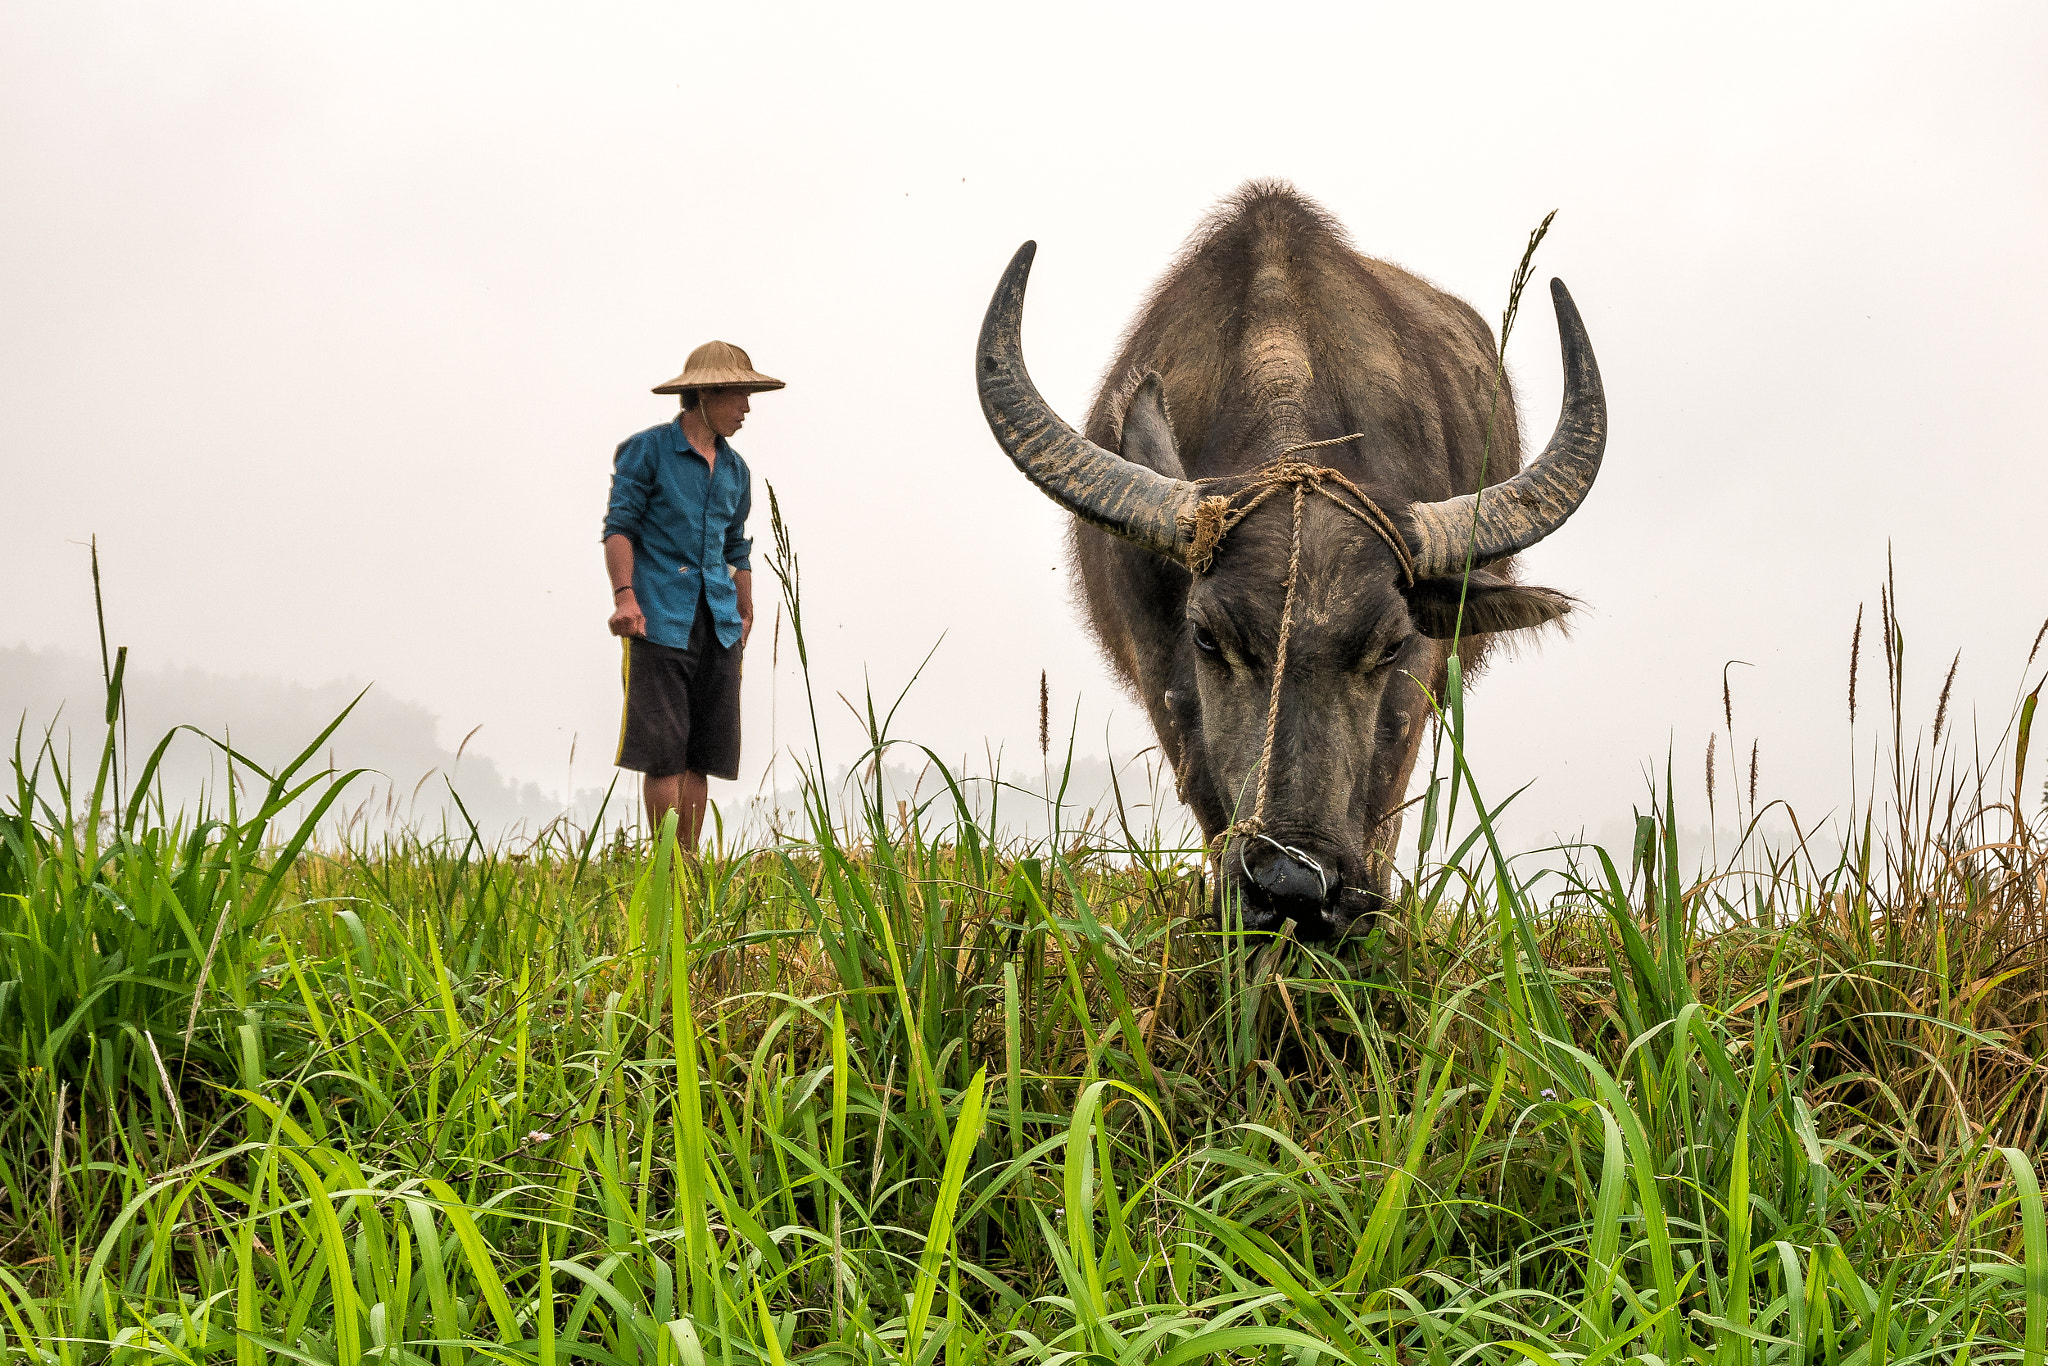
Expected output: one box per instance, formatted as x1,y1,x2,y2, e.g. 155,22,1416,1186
978,242,1198,561
1405,279,1608,577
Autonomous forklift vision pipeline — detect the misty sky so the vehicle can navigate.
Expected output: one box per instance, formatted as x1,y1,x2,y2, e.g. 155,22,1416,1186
5,2,2045,850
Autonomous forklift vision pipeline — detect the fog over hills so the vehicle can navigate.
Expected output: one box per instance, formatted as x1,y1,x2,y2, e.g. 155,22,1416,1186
0,644,1197,848
1,644,588,839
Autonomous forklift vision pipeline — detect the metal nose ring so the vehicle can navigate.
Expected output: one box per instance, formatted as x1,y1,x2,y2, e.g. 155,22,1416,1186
1239,832,1330,901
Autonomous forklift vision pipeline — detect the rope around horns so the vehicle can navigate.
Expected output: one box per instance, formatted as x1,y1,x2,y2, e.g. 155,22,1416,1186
1178,435,1417,585
1173,433,1416,857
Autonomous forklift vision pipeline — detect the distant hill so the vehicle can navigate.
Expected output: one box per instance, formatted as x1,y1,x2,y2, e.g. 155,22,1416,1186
1,644,594,841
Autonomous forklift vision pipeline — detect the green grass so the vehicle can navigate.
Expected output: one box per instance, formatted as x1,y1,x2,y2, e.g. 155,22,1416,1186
2,559,2045,1364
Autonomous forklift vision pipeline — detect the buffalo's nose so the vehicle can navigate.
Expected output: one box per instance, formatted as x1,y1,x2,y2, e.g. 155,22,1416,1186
1242,848,1336,935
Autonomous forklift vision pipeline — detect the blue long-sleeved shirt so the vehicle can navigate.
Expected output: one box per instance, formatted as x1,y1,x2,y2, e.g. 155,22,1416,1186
602,419,753,650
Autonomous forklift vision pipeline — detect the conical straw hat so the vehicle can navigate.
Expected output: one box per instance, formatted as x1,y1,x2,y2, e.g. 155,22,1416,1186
652,340,785,395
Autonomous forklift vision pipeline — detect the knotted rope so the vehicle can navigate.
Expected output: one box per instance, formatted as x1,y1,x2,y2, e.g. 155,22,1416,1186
1180,435,1416,586
1175,434,1414,864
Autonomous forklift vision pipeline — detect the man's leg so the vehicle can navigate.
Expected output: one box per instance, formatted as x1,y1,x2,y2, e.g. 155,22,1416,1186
642,773,708,849
644,772,682,838
622,635,695,841
678,771,709,850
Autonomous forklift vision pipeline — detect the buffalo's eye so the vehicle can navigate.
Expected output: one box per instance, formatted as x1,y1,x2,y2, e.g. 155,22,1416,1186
1367,639,1406,672
1191,622,1221,655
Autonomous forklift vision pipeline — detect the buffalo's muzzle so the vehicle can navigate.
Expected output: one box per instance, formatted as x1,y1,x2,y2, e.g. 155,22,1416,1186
1235,837,1347,941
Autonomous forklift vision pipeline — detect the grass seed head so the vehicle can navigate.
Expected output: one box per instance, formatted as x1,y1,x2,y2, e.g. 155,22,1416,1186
1934,650,1960,750
1850,603,1864,724
1039,669,1049,757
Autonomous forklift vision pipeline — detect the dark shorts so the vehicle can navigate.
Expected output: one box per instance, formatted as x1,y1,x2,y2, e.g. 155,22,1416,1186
615,595,742,781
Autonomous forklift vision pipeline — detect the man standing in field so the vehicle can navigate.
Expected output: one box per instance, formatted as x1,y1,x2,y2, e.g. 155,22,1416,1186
603,341,783,848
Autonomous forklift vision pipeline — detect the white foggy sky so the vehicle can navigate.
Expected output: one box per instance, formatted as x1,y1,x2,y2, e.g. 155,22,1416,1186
4,2,2045,848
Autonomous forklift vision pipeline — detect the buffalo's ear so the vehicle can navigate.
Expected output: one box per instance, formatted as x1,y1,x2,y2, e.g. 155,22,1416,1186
1118,373,1186,479
1403,571,1575,640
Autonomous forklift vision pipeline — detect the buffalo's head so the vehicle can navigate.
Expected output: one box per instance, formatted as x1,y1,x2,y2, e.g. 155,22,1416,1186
976,243,1606,940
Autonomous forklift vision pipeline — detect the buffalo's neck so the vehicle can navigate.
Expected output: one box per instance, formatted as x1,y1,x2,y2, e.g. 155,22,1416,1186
1193,247,1320,467
1237,248,1318,453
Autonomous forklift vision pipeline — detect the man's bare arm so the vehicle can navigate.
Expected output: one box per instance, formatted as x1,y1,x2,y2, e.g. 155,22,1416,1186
605,534,644,638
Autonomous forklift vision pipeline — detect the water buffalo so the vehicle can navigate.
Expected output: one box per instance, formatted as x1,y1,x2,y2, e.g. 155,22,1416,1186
976,183,1606,940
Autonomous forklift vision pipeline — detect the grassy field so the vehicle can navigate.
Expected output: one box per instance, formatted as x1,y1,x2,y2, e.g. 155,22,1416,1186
2,577,2045,1366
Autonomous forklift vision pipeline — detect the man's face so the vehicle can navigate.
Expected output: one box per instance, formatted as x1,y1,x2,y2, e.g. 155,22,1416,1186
699,388,751,438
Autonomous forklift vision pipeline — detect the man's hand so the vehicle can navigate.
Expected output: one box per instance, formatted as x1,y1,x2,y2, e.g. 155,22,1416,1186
735,568,755,649
609,588,646,638
605,536,643,637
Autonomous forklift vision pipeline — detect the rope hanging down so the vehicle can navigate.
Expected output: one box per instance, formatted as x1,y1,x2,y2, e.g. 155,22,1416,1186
1173,434,1415,851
